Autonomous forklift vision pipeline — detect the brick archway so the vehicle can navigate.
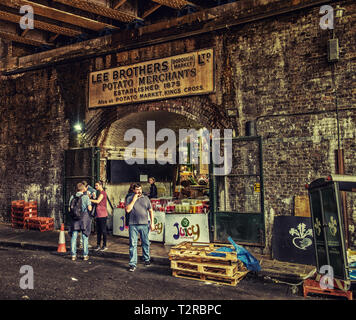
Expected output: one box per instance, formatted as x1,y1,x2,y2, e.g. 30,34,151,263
84,97,232,145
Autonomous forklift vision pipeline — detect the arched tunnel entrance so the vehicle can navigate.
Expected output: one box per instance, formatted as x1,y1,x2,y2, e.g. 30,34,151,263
97,110,208,204
65,107,264,248
94,110,212,236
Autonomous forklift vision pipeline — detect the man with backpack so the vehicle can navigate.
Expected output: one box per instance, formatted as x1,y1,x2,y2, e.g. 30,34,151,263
68,182,92,261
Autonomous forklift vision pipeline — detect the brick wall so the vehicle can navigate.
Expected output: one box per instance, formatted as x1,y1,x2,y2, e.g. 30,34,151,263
222,2,356,250
0,1,354,251
0,69,70,226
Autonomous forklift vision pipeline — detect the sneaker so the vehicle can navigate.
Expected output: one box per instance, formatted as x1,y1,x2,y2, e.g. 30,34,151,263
93,246,101,251
100,246,108,252
128,265,136,272
144,260,151,267
83,256,89,261
71,256,76,261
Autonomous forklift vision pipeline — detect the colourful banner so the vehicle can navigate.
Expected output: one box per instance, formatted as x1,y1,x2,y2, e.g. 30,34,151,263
164,213,209,245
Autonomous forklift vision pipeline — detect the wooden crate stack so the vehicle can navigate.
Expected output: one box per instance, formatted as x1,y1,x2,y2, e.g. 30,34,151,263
169,241,249,286
11,200,54,232
11,200,37,229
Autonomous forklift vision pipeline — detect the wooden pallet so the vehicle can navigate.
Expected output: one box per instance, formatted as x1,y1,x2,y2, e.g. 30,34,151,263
259,258,315,279
171,259,246,278
172,269,248,286
169,241,238,264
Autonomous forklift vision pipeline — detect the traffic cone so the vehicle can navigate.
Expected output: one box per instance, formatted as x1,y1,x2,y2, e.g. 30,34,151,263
57,223,66,253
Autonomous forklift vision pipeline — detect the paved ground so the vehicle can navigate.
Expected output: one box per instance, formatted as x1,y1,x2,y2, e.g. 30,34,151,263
0,245,322,302
0,222,317,282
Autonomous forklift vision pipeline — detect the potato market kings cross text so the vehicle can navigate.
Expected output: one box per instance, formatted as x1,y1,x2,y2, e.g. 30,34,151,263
88,49,215,108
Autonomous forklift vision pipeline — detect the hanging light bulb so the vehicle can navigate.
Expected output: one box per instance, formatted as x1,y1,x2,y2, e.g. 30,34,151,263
74,122,83,132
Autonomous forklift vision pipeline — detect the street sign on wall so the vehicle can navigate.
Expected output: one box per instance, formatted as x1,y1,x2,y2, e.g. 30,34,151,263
88,48,215,108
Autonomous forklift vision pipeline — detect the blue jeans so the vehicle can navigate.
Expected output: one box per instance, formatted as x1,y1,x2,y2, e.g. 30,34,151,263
71,231,89,257
129,224,150,267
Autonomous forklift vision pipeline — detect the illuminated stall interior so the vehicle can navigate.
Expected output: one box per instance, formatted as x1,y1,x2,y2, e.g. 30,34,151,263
96,110,211,209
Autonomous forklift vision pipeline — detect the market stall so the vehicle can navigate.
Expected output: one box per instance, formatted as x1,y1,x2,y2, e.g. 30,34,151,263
112,147,211,244
112,196,210,244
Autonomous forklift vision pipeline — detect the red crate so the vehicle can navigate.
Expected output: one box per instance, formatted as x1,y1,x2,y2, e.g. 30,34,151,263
26,217,54,232
11,211,37,219
11,221,27,229
27,217,54,225
303,278,352,300
11,200,37,208
12,206,37,213
11,200,26,208
27,222,54,232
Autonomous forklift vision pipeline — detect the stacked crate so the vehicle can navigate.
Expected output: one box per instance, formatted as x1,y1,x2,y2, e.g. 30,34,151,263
169,241,249,286
27,217,54,232
11,200,54,232
11,200,37,229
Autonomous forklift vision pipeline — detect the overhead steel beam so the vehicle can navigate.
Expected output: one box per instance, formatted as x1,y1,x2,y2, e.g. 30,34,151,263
52,0,142,23
2,0,340,75
142,3,162,19
0,30,53,46
151,0,196,10
2,0,118,31
113,0,128,10
0,10,81,37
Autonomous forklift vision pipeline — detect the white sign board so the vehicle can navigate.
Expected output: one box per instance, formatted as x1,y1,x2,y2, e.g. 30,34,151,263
150,211,165,242
113,208,165,242
113,208,129,237
164,213,210,245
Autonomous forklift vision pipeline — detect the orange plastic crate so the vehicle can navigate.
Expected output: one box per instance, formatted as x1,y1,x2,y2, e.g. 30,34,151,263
11,211,37,219
27,217,54,225
27,223,54,232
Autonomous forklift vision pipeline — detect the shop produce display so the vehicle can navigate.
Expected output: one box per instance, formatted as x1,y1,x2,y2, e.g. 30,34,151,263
117,197,209,214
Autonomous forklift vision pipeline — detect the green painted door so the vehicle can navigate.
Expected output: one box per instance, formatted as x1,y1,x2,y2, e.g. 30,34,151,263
210,137,264,246
63,147,100,225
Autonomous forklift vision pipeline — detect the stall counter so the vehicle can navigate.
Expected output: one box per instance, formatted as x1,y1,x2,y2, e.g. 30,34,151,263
113,208,165,242
113,208,209,244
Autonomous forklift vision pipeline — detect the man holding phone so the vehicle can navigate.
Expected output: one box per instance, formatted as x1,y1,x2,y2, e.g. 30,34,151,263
126,183,154,272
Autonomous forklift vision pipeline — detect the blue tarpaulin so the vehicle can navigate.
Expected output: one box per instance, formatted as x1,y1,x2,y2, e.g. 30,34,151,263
207,236,261,272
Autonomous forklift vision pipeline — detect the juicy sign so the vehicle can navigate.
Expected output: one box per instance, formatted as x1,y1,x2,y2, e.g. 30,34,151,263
173,218,200,242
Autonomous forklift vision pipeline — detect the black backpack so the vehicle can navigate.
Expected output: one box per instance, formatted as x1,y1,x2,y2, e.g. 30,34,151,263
69,195,84,221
